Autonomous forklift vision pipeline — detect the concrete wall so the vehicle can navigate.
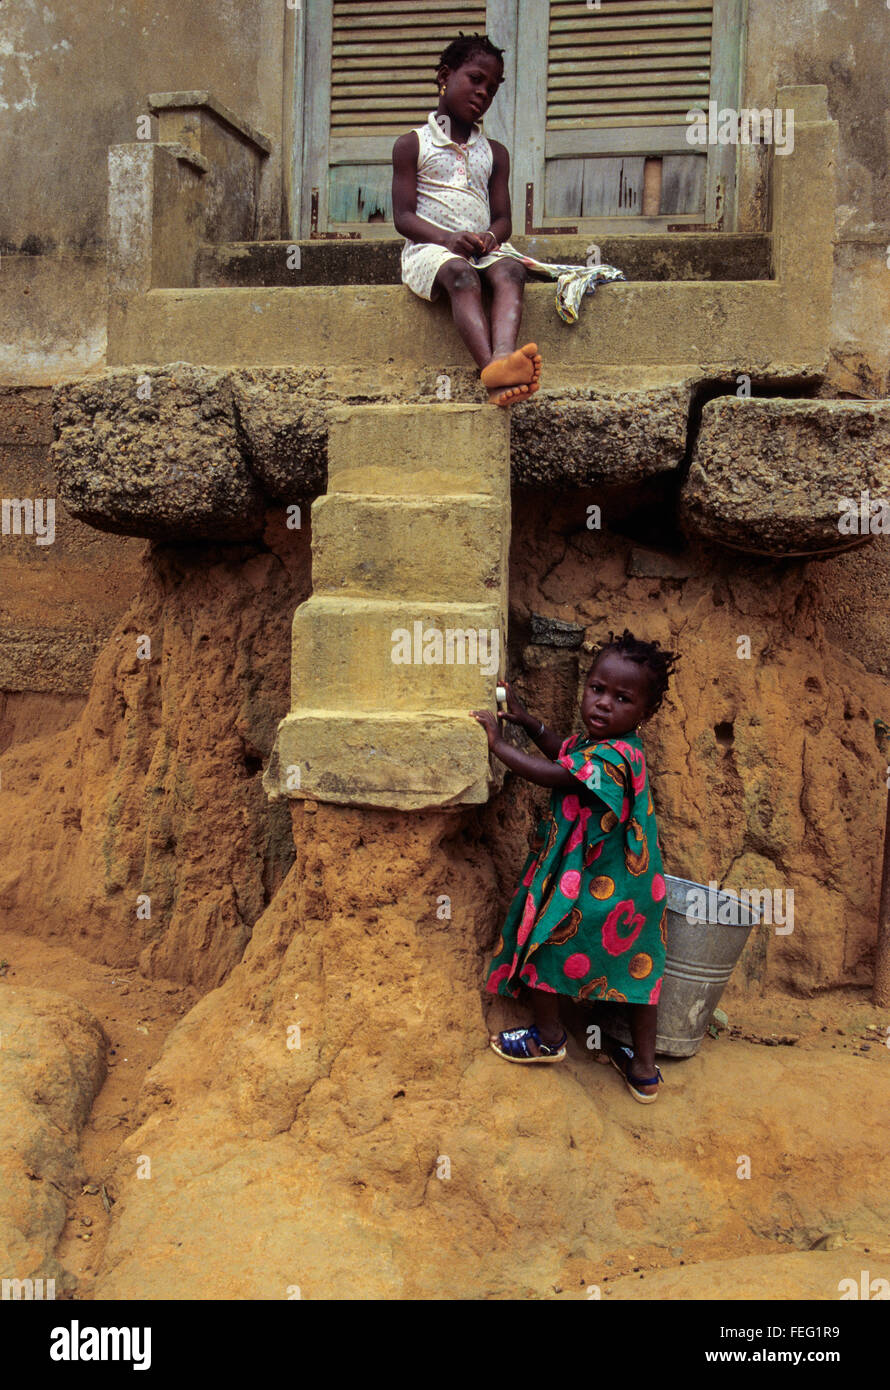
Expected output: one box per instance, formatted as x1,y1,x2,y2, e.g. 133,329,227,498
0,0,286,384
744,0,890,396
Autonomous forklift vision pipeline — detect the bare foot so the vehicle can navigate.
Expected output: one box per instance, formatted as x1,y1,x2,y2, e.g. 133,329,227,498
480,346,536,389
487,381,532,407
519,342,543,387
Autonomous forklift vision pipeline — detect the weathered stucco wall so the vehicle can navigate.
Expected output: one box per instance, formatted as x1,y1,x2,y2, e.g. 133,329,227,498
744,0,890,396
0,0,285,383
0,386,145,702
1,494,886,996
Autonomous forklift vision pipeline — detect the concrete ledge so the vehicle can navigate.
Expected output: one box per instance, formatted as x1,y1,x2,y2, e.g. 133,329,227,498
148,92,272,157
107,281,828,375
50,367,701,539
195,234,773,288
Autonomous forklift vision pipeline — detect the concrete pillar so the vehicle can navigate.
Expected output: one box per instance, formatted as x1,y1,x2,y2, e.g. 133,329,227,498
264,404,510,810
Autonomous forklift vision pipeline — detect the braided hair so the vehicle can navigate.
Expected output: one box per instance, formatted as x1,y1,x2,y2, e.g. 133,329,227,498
589,629,679,716
437,33,505,80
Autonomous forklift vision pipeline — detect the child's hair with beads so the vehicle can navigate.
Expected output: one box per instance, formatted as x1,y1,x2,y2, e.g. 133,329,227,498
589,629,679,715
437,32,506,79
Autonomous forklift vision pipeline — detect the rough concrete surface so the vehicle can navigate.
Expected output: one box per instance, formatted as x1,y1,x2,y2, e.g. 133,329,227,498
682,397,890,555
51,364,266,540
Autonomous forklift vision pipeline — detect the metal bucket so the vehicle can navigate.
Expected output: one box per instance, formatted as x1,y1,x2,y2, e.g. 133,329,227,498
589,874,760,1058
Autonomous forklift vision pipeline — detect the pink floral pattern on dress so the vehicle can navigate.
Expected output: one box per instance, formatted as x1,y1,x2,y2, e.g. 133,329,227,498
567,805,592,851
612,740,647,794
602,899,645,956
517,892,537,946
486,963,512,992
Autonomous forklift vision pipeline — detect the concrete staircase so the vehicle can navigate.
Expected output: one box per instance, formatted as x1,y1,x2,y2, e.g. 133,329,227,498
263,403,510,810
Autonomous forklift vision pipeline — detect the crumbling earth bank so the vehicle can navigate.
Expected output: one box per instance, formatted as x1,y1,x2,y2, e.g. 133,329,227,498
1,500,889,1296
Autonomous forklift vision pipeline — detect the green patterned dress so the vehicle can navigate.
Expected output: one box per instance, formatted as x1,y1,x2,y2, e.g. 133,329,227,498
485,733,667,1005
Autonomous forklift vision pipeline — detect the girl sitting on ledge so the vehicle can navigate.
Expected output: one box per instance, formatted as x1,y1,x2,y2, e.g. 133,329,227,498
391,32,542,407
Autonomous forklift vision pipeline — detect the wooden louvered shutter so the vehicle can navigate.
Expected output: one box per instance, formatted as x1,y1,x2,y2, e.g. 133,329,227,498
546,0,713,132
513,0,745,230
330,0,488,139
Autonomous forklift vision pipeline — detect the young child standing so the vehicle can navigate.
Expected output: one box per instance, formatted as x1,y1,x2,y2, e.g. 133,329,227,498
471,631,678,1103
391,33,542,407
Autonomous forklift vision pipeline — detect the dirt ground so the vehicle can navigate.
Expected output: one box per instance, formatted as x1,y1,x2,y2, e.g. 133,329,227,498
2,922,888,1300
0,928,198,1294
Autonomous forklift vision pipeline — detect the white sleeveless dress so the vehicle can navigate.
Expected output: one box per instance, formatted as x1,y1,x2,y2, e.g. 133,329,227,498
400,111,521,301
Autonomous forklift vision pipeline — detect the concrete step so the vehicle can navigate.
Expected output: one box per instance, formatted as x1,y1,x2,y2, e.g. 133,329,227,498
326,402,509,497
107,279,824,377
195,234,772,288
269,399,511,807
290,596,504,714
265,710,492,808
311,494,508,602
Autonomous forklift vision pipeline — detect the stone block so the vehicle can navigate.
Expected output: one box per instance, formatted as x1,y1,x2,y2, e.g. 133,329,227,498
291,597,504,714
51,364,265,540
311,494,508,602
681,396,890,555
326,402,509,498
264,711,491,809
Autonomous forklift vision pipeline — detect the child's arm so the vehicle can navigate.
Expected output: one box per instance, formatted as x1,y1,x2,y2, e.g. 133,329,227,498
484,140,512,247
391,133,486,257
498,681,564,760
471,711,578,791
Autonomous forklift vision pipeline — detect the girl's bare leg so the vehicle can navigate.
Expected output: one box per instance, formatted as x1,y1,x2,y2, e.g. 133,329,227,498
432,258,491,365
627,1003,659,1095
479,259,542,404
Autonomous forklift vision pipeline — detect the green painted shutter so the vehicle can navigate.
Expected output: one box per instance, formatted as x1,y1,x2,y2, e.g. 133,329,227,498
547,0,713,131
509,0,743,227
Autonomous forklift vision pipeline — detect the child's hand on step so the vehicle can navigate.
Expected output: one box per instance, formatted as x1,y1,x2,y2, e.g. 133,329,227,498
470,709,502,750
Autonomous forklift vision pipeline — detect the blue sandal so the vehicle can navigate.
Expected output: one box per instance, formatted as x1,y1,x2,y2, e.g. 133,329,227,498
490,1024,568,1064
609,1043,663,1103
